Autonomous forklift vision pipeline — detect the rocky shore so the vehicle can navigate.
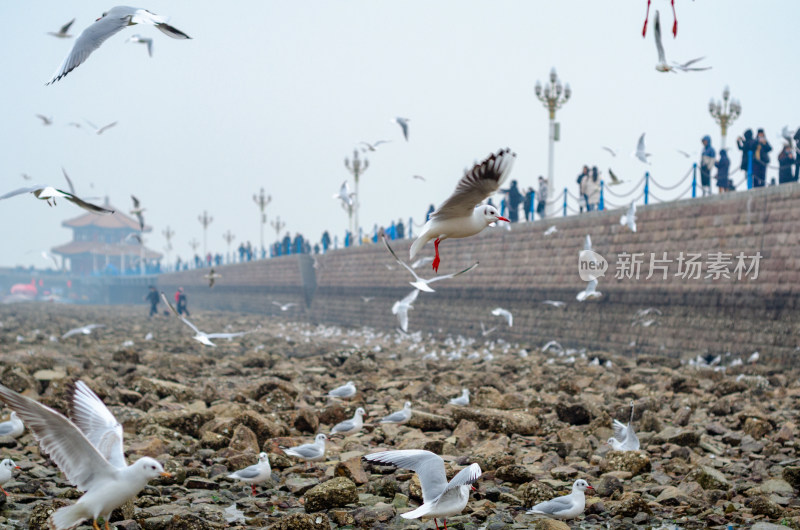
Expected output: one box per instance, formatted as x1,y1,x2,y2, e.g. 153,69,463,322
0,303,797,529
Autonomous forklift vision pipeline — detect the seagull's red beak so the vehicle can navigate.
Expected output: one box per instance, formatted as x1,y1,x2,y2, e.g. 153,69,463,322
496,216,510,223
14,466,20,470
470,485,477,491
586,485,595,492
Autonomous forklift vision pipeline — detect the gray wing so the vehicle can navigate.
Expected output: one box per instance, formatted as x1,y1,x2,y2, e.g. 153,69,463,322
363,450,447,503
160,291,201,334
62,168,76,195
0,186,43,200
612,419,628,443
428,262,479,284
206,331,251,339
332,419,355,433
60,18,76,34
432,149,516,220
96,122,117,135
653,11,666,64
145,39,153,57
47,10,134,84
63,192,114,214
530,495,574,514
285,443,321,459
382,236,422,282
437,463,481,500
380,411,408,423
637,134,647,157
0,384,115,491
230,464,261,479
0,423,15,436
68,381,126,469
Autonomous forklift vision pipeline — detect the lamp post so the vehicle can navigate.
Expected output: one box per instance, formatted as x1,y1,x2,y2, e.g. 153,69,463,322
198,210,213,258
535,67,571,215
162,225,174,268
188,238,200,268
708,86,741,150
271,216,286,243
252,187,271,256
344,150,368,240
222,230,236,264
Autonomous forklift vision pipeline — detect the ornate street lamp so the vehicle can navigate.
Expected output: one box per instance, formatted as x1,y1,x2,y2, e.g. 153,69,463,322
708,85,741,150
344,150,368,239
535,67,571,214
252,187,271,256
271,216,286,240
222,229,236,263
162,225,174,267
198,210,213,257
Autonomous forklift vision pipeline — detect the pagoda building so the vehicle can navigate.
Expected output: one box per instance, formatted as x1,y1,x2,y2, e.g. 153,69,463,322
51,198,162,275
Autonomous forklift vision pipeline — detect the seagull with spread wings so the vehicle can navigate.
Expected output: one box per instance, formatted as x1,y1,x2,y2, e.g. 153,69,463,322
48,18,76,38
392,289,419,333
0,185,114,214
126,34,153,57
130,195,145,231
160,292,255,346
653,10,709,73
383,236,478,293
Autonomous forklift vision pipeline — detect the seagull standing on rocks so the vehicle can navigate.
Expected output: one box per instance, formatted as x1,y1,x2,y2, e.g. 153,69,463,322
410,149,514,272
331,407,366,435
327,381,356,400
380,402,412,425
0,459,20,497
363,450,481,530
227,452,271,496
0,412,24,438
526,479,594,519
46,6,191,84
448,389,469,406
0,383,170,530
281,434,327,463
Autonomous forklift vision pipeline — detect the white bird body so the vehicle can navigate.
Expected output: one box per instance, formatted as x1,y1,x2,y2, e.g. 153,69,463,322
160,292,254,346
364,450,481,528
0,459,20,495
327,381,356,399
491,307,513,327
620,202,637,232
543,225,557,235
272,301,297,311
653,10,710,73
748,351,760,363
577,279,602,302
392,289,419,332
449,389,469,406
527,479,594,519
333,180,355,209
410,149,515,272
0,383,169,530
383,236,477,293
282,433,327,462
607,402,640,451
541,340,564,353
47,6,190,84
228,452,271,495
0,185,114,214
331,407,365,435
62,324,104,339
0,412,24,438
541,300,565,308
380,402,412,424
633,133,651,164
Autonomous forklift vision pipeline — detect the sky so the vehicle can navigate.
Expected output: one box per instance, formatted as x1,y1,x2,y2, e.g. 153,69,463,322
1,1,798,269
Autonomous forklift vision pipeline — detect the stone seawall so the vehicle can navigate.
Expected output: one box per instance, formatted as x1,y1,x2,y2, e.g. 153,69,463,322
156,183,800,361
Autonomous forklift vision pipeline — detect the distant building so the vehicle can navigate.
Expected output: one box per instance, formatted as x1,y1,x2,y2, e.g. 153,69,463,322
51,198,162,275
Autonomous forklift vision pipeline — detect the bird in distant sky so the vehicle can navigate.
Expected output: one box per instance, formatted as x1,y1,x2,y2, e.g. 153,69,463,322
85,120,118,135
393,117,410,141
126,34,153,57
601,146,617,157
360,140,390,152
36,115,53,126
633,133,651,164
47,18,76,38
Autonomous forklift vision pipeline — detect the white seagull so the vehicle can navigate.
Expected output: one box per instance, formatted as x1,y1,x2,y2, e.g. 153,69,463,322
48,18,76,38
380,402,412,425
0,412,24,439
411,256,434,269
601,146,617,157
160,292,255,346
577,278,602,302
448,389,469,406
86,120,118,135
635,307,662,318
327,381,357,399
333,180,355,209
392,289,419,333
47,6,191,84
0,185,114,214
204,268,221,288
331,407,366,435
541,340,564,354
410,148,514,272
383,236,478,293
130,195,145,231
491,307,513,327
36,114,54,126
363,450,481,530
227,452,271,496
281,433,327,463
543,225,557,236
271,301,297,311
480,322,497,337
393,117,410,141
653,10,710,73
360,140,390,152
526,479,594,519
633,133,651,164
541,300,565,308
0,459,20,497
607,401,640,451
607,168,624,186
126,34,153,57
0,383,170,530
61,324,105,339
620,201,637,232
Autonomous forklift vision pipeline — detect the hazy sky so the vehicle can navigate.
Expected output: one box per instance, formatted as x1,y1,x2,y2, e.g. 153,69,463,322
2,1,798,269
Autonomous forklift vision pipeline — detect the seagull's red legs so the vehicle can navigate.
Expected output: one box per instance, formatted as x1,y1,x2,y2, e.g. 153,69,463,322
251,484,257,496
434,519,441,530
432,238,441,272
671,0,677,37
642,0,651,37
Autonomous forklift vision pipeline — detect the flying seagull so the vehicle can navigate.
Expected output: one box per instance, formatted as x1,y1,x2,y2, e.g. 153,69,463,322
360,140,390,152
62,324,104,339
333,180,355,209
36,114,53,126
0,185,114,214
607,168,623,186
410,149,514,272
160,292,255,346
48,18,76,38
491,307,513,327
383,236,478,293
126,34,153,57
653,10,709,73
607,401,640,451
204,268,221,288
392,289,419,333
130,195,145,231
620,202,637,232
85,120,118,135
577,278,602,302
412,175,426,181
46,6,191,85
601,146,617,157
271,301,297,311
633,133,651,164
393,117,410,141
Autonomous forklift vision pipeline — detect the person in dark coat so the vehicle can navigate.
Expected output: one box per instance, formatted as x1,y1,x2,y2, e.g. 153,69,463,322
737,129,755,174
396,219,405,239
751,129,772,188
501,179,523,222
523,187,534,221
145,286,159,317
778,143,796,184
281,234,291,255
700,135,716,196
176,287,190,316
321,231,331,253
715,149,730,193
576,165,589,213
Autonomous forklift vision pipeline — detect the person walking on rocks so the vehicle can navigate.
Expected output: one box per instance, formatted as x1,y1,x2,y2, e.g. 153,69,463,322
145,286,159,317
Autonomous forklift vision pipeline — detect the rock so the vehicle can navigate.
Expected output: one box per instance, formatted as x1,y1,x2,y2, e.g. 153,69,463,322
293,408,319,434
655,486,691,506
268,513,330,530
689,466,729,490
334,456,369,485
134,377,197,402
743,417,772,439
747,496,783,518
451,407,539,435
594,475,623,497
549,466,578,480
351,502,397,526
554,402,591,425
235,410,287,445
608,492,652,517
495,465,535,484
128,437,167,458
783,467,800,490
228,424,259,453
151,409,213,438
656,427,700,447
603,451,651,476
406,410,456,431
200,431,228,450
521,480,555,508
304,477,358,512
531,520,570,530
114,521,143,530
452,419,480,448
474,386,507,409
184,477,218,490
713,380,747,396
750,523,794,530
27,498,72,529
